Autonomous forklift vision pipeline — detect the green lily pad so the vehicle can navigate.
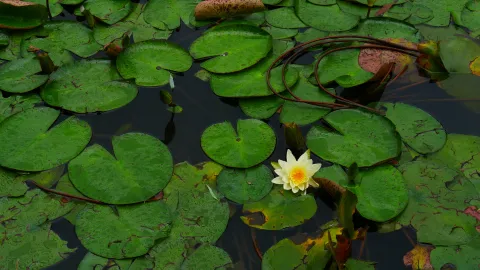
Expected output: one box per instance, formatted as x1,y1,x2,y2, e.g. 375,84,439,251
210,54,299,97
338,1,413,21
28,0,63,17
163,161,223,207
350,17,421,42
316,48,374,88
295,28,328,43
262,229,336,269
307,109,401,167
427,134,480,179
314,164,349,187
262,25,298,39
78,253,132,270
0,107,91,171
308,0,336,4
24,21,101,59
279,76,335,125
430,240,480,270
263,0,283,5
189,24,272,73
352,165,408,222
93,3,172,46
295,0,360,31
345,259,376,270
41,60,138,113
176,0,214,28
416,24,468,41
55,174,87,225
0,189,74,231
354,0,406,6
0,0,48,30
0,224,73,270
413,0,469,26
241,186,317,230
239,95,283,119
461,0,480,32
144,0,179,30
0,93,42,123
0,167,27,197
404,3,435,25
116,40,192,87
201,119,276,168
0,32,23,60
69,132,173,204
76,201,172,259
0,57,48,93
272,39,296,55
265,7,306,28
397,160,479,245
181,245,232,270
217,165,273,204
83,0,133,25
0,30,8,47
377,102,446,154
439,36,480,73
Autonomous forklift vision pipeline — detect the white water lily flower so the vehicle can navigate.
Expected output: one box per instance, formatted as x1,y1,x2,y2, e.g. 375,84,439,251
271,149,321,195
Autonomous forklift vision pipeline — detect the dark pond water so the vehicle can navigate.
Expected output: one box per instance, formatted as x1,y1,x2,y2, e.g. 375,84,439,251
25,4,480,270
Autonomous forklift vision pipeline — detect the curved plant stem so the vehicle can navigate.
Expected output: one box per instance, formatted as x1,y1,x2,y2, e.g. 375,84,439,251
266,35,420,115
28,180,106,204
46,0,53,20
251,228,263,260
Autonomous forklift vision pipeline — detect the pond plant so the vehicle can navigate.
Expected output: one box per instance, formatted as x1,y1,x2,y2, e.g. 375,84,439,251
0,0,479,269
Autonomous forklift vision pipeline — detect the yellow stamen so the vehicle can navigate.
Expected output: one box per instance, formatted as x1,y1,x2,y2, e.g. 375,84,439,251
290,167,306,185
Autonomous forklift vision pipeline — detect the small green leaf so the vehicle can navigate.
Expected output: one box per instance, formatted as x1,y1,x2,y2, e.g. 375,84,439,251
217,165,273,204
144,0,179,30
189,24,272,73
241,186,317,230
117,40,192,87
201,119,276,168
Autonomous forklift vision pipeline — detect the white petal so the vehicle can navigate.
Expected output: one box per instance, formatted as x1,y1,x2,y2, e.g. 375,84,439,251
307,163,322,177
303,189,307,195
298,150,310,163
283,182,292,190
272,177,284,184
271,161,281,170
286,149,296,163
298,183,307,191
278,159,288,168
308,179,320,187
292,186,299,193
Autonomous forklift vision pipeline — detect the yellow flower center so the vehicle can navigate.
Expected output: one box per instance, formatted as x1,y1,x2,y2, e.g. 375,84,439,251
289,167,307,185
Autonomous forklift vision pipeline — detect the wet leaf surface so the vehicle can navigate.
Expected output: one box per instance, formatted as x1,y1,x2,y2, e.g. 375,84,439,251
24,21,102,59
307,109,401,167
397,160,479,245
217,164,273,204
83,0,133,25
430,239,480,269
190,24,272,73
0,0,48,29
77,252,132,270
352,165,408,222
241,186,317,230
41,60,138,113
93,3,172,46
144,0,179,30
210,53,299,97
76,201,172,258
201,119,276,168
295,0,360,31
180,244,232,270
0,224,74,270
378,102,447,154
0,57,48,93
69,132,173,204
427,133,480,179
0,93,41,123
117,40,192,86
0,107,91,171
265,7,306,29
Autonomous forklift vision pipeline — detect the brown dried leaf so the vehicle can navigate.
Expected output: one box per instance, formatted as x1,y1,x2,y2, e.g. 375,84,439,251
359,38,417,74
194,0,265,20
403,244,434,270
